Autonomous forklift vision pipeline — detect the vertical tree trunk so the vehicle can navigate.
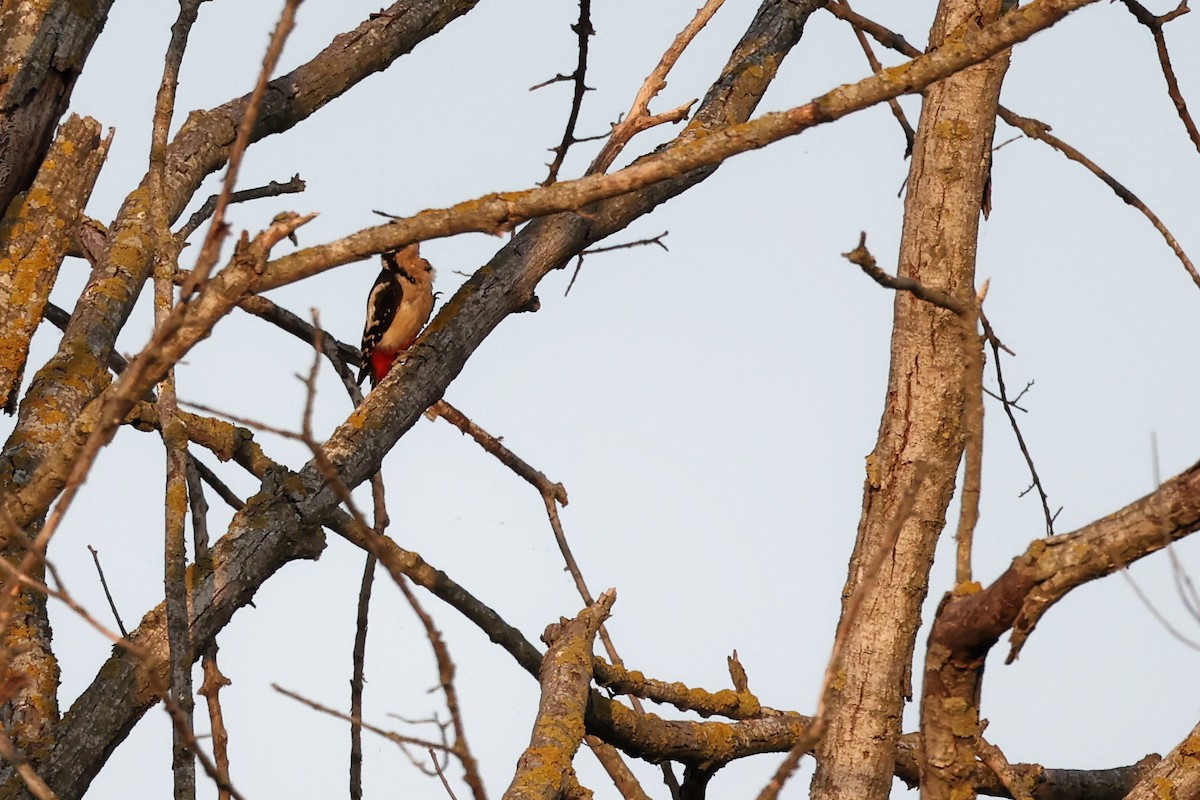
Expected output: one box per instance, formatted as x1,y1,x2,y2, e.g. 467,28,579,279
809,2,1011,798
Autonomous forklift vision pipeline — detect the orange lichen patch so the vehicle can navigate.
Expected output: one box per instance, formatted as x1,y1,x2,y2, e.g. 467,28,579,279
1180,732,1200,766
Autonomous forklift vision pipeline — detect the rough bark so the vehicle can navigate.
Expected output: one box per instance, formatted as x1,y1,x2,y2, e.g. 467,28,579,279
0,114,109,413
0,0,115,218
810,2,1011,798
503,593,615,800
1123,721,1200,800
0,112,108,769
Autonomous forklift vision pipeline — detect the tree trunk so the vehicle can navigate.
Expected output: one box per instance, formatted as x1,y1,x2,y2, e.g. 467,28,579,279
809,2,1011,798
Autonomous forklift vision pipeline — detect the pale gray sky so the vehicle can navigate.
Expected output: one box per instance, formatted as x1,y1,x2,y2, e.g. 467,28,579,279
24,1,1200,797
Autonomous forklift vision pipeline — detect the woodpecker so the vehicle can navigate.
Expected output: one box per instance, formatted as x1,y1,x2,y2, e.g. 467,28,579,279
358,244,436,387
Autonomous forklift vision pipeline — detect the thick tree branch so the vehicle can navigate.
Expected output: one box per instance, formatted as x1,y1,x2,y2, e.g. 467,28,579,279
816,0,1013,797
0,115,110,414
0,0,116,217
503,592,615,800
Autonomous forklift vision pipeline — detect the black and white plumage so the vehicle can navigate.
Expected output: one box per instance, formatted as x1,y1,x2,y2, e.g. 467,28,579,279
358,244,436,387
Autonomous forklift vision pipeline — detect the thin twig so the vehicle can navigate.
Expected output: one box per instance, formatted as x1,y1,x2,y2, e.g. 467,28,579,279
429,748,461,800
85,546,128,637
394,567,487,800
182,0,303,295
177,174,307,240
186,458,233,799
842,232,968,315
830,0,915,156
236,294,362,390
198,648,234,800
564,231,669,296
979,308,1055,535
1118,567,1200,651
588,0,725,174
428,401,567,505
350,550,377,799
188,455,245,511
953,282,988,585
539,0,594,185
828,2,1200,290
149,4,202,794
1117,0,1199,154
273,684,454,753
998,108,1200,290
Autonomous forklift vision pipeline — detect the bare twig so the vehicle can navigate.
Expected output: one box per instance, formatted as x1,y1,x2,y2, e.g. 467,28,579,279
842,233,968,315
589,0,725,175
350,548,376,800
1117,567,1200,651
953,282,988,585
394,567,487,800
188,456,245,512
829,0,915,155
539,0,594,185
198,648,234,800
182,0,303,295
148,5,204,795
998,108,1200,290
273,684,453,753
828,1,1200,290
430,748,462,800
564,231,669,296
979,309,1055,535
429,402,568,506
1117,0,1199,154
85,546,128,638
177,174,307,240
185,464,234,800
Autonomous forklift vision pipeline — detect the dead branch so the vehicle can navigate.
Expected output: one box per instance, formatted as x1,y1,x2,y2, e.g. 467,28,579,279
828,0,915,155
979,309,1056,535
564,231,668,296
593,657,762,719
588,0,725,175
827,2,1200,291
842,232,968,315
1117,0,1199,154
504,591,616,800
538,0,595,185
274,685,454,753
85,546,127,638
976,730,1036,800
428,401,568,506
998,108,1200,290
177,174,307,240
0,115,111,414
